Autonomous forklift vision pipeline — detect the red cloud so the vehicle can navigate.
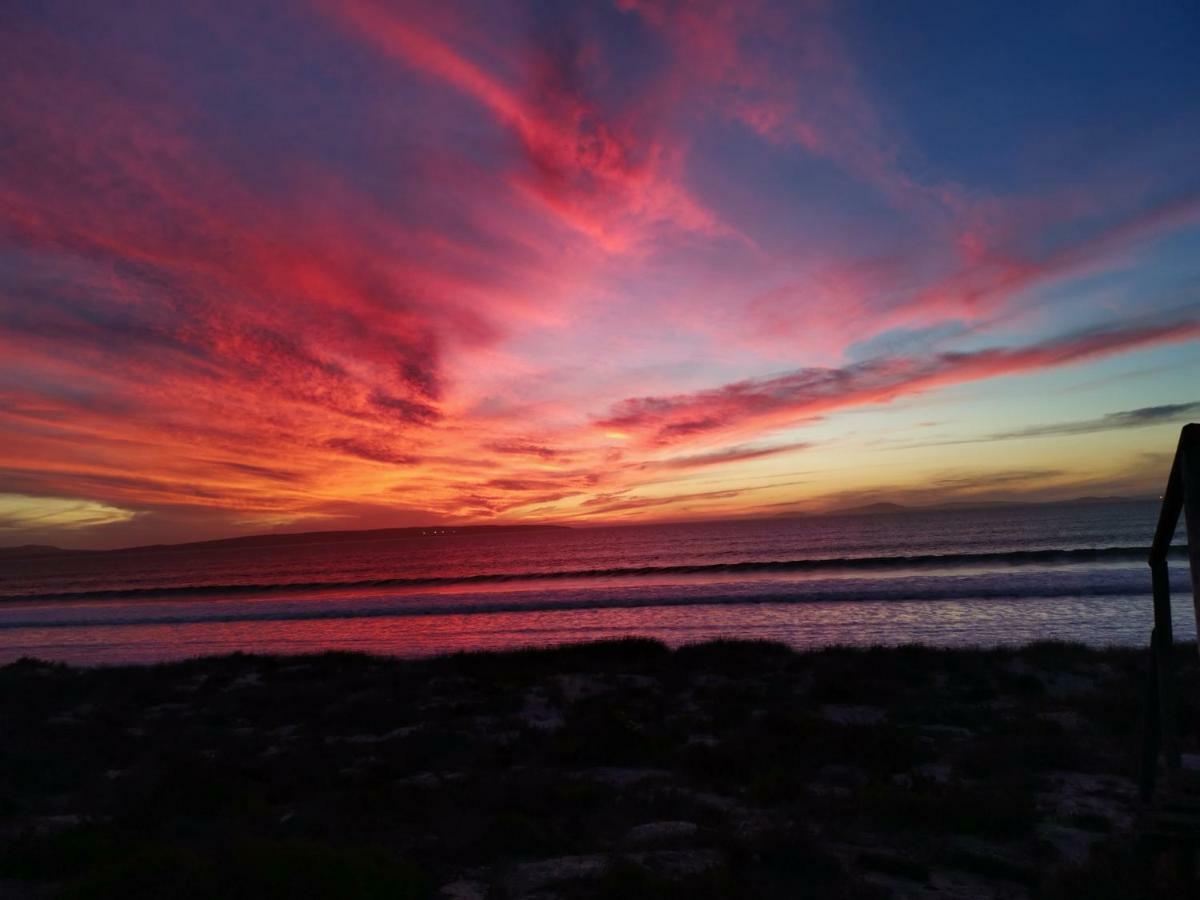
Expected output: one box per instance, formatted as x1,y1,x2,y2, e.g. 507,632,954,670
0,25,572,523
888,192,1200,328
621,0,941,213
325,0,720,251
598,319,1200,446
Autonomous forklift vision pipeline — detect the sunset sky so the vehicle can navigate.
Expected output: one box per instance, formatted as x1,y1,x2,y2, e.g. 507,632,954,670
3,0,1200,548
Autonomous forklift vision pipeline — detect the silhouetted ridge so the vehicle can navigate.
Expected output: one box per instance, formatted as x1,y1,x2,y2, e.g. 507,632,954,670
7,524,569,558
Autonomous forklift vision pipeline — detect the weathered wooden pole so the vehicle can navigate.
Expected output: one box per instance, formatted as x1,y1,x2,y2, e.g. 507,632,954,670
1143,425,1200,788
1151,560,1181,773
1178,424,1200,637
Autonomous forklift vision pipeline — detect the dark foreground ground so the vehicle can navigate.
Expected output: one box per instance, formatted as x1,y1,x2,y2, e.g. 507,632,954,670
2,639,1199,899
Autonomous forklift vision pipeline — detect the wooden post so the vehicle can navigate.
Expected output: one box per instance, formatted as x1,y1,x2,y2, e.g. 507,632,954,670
1143,424,1197,792
1152,560,1182,772
1178,424,1200,639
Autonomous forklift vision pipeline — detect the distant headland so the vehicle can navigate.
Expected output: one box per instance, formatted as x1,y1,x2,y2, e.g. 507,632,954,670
0,524,571,559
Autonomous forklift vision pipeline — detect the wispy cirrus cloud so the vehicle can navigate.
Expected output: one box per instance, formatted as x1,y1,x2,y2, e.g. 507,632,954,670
324,0,721,252
953,401,1200,445
646,441,813,470
598,319,1200,447
620,0,922,205
741,186,1200,360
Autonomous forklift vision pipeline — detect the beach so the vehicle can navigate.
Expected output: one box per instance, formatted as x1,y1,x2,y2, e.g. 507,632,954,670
5,1,1200,895
2,638,1195,898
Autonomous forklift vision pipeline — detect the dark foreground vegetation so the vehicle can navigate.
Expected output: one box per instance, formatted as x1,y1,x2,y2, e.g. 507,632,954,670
2,639,1199,898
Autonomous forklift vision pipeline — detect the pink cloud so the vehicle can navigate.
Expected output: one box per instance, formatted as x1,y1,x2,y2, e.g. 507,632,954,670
598,319,1200,447
324,0,721,251
0,25,581,522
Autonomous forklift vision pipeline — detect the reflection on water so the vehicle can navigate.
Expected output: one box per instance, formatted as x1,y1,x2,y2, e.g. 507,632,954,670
2,594,1191,666
1,500,1190,665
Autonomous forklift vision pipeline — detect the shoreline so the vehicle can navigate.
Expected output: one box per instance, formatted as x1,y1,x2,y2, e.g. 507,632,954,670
2,591,1191,668
2,638,1197,898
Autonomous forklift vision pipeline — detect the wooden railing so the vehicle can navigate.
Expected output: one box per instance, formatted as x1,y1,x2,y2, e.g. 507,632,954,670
1141,424,1200,799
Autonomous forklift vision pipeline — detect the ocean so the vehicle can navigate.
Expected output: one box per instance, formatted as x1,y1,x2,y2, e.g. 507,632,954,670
0,500,1193,665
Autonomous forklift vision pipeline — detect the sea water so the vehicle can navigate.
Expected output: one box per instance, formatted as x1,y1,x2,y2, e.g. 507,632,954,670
0,500,1193,664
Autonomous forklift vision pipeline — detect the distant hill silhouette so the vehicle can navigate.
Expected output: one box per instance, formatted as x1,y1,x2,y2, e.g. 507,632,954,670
826,495,1152,516
0,544,72,559
0,524,570,558
828,502,911,516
